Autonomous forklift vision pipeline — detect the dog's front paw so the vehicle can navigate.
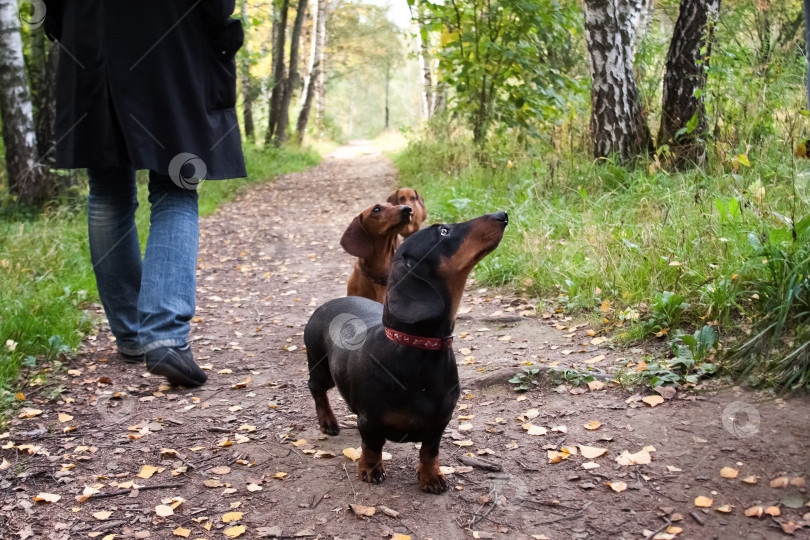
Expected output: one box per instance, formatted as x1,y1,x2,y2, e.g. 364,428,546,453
317,412,340,436
358,459,386,484
418,468,448,494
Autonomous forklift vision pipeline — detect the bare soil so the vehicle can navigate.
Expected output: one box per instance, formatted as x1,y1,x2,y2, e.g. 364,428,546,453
2,143,809,540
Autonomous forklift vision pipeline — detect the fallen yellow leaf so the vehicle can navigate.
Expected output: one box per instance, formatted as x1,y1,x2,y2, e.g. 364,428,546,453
583,421,601,431
137,465,158,479
615,448,654,466
33,492,61,503
155,505,174,517
720,466,738,479
770,476,790,488
579,445,608,459
93,511,112,520
745,505,764,518
233,376,251,389
172,526,190,537
607,481,627,492
642,395,664,407
587,380,605,391
224,525,246,538
716,504,733,513
222,511,243,523
349,504,376,517
343,448,361,461
765,506,781,517
694,496,713,508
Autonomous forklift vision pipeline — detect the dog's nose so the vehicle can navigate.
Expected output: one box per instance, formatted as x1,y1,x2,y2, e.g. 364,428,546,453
401,205,413,215
492,211,508,224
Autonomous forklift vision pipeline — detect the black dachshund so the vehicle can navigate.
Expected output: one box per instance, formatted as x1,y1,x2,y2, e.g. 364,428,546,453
304,211,508,493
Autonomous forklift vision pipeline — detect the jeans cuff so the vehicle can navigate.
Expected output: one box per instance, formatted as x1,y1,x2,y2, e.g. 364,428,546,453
117,344,143,356
142,338,187,354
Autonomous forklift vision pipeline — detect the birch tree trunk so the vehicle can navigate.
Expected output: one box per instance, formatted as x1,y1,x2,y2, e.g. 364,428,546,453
658,0,720,166
635,0,655,50
415,3,434,119
584,0,652,161
296,0,325,143
239,0,255,142
266,0,289,146
275,0,307,146
314,0,327,135
0,0,44,203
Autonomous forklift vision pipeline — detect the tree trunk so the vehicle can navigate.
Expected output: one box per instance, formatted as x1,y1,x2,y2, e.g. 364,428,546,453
584,0,653,162
635,0,655,50
239,0,255,142
755,0,771,65
314,0,328,135
276,0,307,147
266,0,290,146
416,3,434,119
658,0,720,166
0,0,44,204
29,30,62,193
384,64,391,130
297,0,325,143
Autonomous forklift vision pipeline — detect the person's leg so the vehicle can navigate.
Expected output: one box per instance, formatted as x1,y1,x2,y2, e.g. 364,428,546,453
87,167,142,359
140,171,206,386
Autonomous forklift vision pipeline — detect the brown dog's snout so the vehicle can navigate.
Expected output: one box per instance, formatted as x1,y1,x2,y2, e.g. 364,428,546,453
401,205,413,216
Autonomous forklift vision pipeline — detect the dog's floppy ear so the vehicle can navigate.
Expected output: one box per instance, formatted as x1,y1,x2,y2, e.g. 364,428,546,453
340,215,374,259
387,190,400,205
385,262,446,323
414,190,425,209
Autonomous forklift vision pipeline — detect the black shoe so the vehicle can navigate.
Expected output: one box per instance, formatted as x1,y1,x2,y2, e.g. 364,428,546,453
145,344,207,387
120,351,145,364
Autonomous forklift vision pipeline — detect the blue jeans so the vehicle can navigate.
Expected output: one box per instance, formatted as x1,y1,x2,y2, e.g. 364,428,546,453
87,168,199,355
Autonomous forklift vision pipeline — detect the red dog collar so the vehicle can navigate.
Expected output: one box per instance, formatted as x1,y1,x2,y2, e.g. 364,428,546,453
385,327,453,351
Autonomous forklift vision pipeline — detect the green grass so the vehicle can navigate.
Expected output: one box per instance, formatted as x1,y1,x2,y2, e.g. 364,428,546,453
0,143,319,404
395,135,810,388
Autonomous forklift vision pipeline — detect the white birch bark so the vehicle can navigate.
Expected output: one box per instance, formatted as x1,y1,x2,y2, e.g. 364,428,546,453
0,0,43,202
584,0,652,160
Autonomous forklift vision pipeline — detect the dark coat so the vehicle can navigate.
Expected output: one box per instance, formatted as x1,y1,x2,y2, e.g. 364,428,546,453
43,0,246,180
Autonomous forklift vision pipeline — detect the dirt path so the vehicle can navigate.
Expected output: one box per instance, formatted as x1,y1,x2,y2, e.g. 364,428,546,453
2,144,810,540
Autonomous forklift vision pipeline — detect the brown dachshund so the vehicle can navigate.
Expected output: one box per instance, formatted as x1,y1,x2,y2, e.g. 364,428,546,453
340,202,413,303
305,212,508,493
387,188,426,238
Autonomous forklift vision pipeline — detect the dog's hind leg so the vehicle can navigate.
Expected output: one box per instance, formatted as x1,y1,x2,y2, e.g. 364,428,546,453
306,351,340,436
357,427,386,484
417,433,448,494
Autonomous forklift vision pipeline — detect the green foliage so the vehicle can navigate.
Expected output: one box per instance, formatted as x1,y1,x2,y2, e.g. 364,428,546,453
417,0,586,143
549,368,604,387
508,367,541,392
646,291,689,334
732,227,810,389
0,145,318,402
395,123,810,388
